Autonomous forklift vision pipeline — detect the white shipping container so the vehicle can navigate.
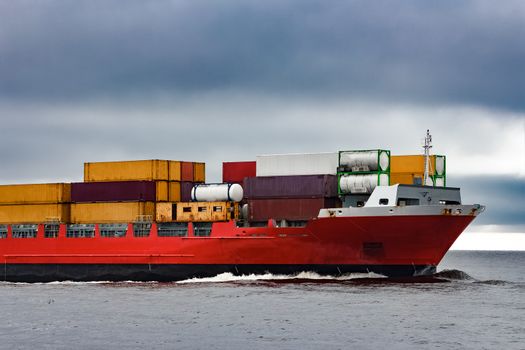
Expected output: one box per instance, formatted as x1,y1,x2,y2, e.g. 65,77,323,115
256,152,339,176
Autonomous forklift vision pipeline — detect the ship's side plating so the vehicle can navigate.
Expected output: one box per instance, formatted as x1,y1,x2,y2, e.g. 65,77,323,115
1,187,483,282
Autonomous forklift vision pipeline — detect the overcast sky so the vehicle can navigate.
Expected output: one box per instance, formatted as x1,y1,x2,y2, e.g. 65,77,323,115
0,0,524,232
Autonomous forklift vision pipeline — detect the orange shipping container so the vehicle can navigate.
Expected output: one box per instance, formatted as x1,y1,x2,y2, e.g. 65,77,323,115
193,162,206,182
70,202,155,224
156,181,169,201
0,203,70,224
390,155,437,175
156,202,174,222
175,201,238,222
168,182,181,202
84,160,186,182
168,161,182,182
389,173,423,186
0,183,71,204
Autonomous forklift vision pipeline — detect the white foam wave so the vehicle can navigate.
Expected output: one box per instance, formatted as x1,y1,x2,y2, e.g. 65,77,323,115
176,271,386,284
0,280,157,286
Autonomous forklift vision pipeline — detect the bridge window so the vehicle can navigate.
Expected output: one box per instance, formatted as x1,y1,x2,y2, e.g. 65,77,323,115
0,225,7,239
66,224,95,238
12,224,38,238
133,222,151,237
193,222,213,237
398,198,420,206
100,223,127,238
44,223,60,238
379,198,389,205
158,222,188,237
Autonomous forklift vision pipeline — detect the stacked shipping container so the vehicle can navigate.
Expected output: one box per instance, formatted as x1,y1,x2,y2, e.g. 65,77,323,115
75,159,205,223
83,160,205,182
0,183,71,224
0,159,206,225
250,152,341,221
337,150,391,195
222,161,256,183
389,155,446,187
244,175,338,199
256,153,338,176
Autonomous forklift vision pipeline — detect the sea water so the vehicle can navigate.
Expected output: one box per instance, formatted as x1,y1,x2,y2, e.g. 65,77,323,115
0,251,523,349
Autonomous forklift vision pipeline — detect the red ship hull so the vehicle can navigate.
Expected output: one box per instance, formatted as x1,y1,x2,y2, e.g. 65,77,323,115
1,214,474,282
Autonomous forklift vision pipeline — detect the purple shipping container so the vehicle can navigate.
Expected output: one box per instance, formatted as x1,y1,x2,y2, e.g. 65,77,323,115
248,198,341,221
181,181,194,202
71,181,157,202
243,175,337,199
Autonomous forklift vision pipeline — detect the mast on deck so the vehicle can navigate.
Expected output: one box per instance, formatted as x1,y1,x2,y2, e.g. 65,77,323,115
423,129,432,186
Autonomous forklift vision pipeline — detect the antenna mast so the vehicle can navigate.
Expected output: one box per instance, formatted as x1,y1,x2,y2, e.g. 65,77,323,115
423,130,432,186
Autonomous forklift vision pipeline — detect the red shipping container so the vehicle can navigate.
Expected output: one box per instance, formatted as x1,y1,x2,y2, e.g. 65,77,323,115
181,162,194,181
248,198,340,221
222,161,256,183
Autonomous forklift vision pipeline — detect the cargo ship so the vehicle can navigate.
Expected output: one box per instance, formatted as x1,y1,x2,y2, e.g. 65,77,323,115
0,132,484,282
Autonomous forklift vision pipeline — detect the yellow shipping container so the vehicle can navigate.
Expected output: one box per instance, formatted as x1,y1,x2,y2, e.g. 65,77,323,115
156,202,173,222
175,201,238,222
193,162,206,182
168,182,181,202
0,203,70,224
0,183,71,204
156,181,169,202
71,202,155,224
390,155,436,175
84,160,186,182
169,161,182,182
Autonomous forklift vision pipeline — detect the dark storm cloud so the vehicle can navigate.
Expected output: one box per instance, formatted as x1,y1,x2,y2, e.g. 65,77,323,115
1,0,525,110
448,175,525,227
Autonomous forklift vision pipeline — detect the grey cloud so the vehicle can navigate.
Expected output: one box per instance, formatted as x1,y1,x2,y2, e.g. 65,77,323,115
1,0,525,110
448,175,525,227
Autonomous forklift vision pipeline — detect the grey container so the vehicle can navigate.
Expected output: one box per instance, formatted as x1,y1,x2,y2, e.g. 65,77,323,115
243,175,338,199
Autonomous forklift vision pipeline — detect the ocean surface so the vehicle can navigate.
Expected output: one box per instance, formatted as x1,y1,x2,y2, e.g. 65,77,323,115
0,251,523,350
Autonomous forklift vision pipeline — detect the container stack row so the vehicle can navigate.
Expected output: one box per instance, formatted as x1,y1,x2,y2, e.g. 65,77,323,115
237,153,342,222
74,160,205,223
389,155,446,187
0,150,448,225
0,183,71,224
0,159,207,224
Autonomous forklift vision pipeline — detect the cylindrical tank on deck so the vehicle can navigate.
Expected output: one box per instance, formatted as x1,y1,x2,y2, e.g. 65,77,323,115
241,203,249,220
191,183,244,202
339,150,390,172
339,174,389,194
434,177,445,187
435,156,446,176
